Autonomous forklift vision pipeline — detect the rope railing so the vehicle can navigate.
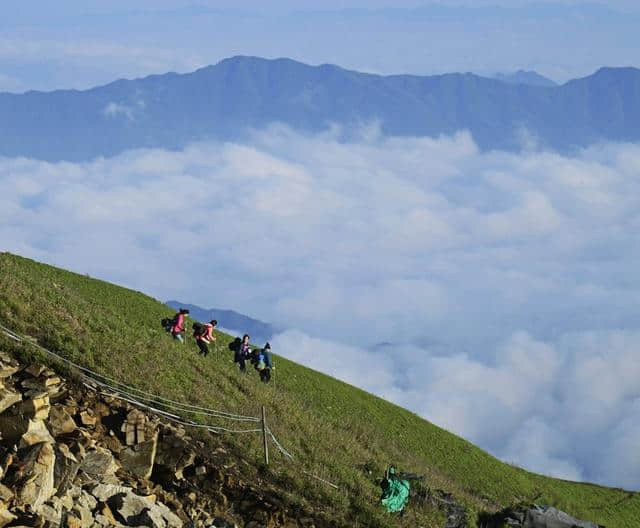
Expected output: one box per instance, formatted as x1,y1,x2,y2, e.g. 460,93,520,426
266,426,295,460
85,382,262,434
0,322,259,422
83,374,260,423
0,321,341,488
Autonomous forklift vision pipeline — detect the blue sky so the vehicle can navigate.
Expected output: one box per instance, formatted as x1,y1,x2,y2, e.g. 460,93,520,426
1,1,639,92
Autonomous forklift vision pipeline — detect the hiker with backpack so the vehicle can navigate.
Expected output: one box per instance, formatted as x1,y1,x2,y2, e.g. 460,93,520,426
164,308,189,343
251,342,274,383
234,334,251,372
193,320,217,356
228,336,241,358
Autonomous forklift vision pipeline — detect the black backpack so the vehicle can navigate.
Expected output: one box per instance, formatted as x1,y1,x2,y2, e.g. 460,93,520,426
260,368,271,383
161,317,174,332
192,322,206,338
228,337,241,353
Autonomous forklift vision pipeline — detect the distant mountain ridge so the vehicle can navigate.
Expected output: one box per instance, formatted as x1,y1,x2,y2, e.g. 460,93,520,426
1,56,639,160
493,70,558,87
166,300,278,343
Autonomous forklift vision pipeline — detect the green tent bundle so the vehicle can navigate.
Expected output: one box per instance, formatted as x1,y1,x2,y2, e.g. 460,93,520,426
380,466,411,513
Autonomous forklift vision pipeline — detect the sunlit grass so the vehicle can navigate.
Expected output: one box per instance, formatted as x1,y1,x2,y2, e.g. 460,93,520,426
0,252,637,527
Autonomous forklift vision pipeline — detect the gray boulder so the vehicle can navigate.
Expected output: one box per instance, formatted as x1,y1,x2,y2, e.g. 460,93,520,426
119,434,158,479
53,443,79,497
525,505,600,528
78,447,119,478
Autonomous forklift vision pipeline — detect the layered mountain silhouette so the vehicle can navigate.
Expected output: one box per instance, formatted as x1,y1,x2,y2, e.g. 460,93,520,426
493,70,558,87
1,56,639,161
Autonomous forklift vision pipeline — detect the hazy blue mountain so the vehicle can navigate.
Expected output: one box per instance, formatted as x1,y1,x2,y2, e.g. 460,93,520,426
1,56,639,160
166,300,278,343
494,70,558,87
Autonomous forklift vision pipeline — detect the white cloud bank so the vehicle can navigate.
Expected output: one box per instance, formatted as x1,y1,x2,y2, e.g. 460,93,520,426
1,127,639,488
272,328,640,487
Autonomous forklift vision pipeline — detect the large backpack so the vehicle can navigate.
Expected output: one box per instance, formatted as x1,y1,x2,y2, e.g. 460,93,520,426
161,317,174,332
192,322,206,338
259,368,271,383
228,337,241,353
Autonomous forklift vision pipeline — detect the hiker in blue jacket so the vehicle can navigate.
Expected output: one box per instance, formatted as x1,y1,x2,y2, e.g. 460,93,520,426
252,342,274,382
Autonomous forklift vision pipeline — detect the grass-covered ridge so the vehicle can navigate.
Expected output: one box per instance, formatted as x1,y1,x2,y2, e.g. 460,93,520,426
0,252,637,527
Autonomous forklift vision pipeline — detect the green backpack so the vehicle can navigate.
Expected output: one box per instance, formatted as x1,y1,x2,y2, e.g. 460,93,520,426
380,466,410,513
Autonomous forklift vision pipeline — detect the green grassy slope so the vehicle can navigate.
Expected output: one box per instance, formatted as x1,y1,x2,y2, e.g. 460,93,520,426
0,252,637,527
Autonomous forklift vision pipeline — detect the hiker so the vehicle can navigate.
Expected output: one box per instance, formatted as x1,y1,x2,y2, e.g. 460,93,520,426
194,320,217,357
235,334,251,372
254,342,274,383
228,336,241,357
169,308,189,343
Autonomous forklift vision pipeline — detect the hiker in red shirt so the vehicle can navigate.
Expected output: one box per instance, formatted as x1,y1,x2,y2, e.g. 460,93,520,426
195,320,217,357
171,308,189,343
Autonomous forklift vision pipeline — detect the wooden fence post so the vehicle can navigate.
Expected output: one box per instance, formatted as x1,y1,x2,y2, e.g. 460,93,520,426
261,405,269,466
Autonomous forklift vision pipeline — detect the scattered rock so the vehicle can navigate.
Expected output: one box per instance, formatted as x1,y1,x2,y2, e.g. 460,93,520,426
119,433,158,479
13,442,56,509
99,502,119,523
78,489,98,512
0,484,13,502
155,431,195,481
19,418,55,447
479,504,601,528
16,392,51,420
122,409,147,446
53,443,79,497
39,502,62,527
24,364,46,378
0,387,21,414
21,375,60,391
0,362,19,380
106,489,185,527
70,502,94,528
64,513,83,528
0,507,17,528
48,407,76,437
79,410,97,426
154,500,184,528
79,447,118,478
0,414,30,444
102,432,123,454
0,349,315,528
89,483,132,502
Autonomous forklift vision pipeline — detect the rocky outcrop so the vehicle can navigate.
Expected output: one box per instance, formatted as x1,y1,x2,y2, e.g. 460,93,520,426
0,349,332,528
478,504,602,528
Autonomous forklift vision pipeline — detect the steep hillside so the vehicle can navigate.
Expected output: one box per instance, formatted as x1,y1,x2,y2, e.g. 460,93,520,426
1,57,639,161
0,253,638,527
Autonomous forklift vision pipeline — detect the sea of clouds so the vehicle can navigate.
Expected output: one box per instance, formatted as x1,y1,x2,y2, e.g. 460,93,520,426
1,126,639,488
